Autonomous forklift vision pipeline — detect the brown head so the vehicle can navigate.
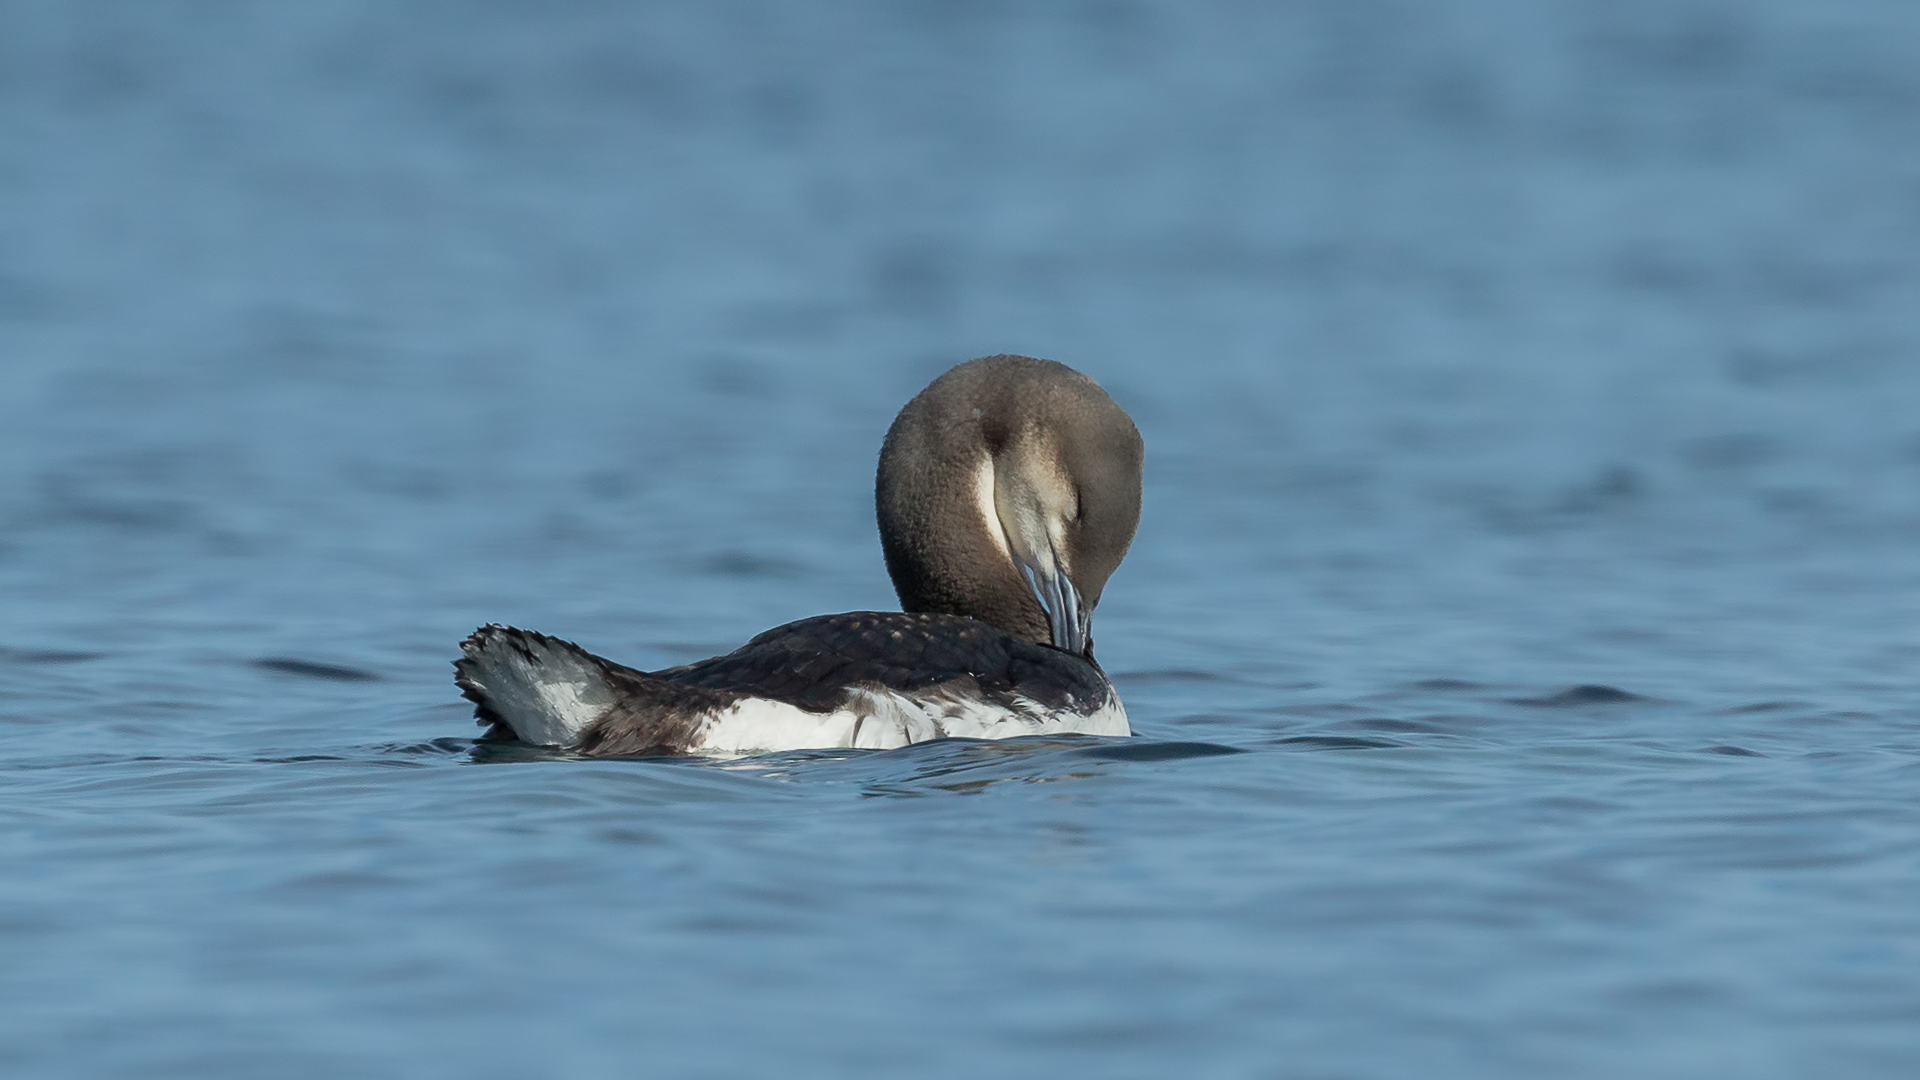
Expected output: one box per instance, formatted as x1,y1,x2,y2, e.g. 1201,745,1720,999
875,354,1144,656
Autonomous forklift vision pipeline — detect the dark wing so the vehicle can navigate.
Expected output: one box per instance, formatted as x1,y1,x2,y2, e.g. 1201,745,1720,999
654,611,1111,714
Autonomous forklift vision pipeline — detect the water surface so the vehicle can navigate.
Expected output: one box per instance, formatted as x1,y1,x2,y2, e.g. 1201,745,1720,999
4,2,1920,1077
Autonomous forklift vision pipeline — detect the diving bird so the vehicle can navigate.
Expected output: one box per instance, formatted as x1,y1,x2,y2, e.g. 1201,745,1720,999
453,354,1144,756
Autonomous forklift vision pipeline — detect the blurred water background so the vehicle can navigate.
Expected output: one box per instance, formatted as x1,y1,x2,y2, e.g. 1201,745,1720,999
4,1,1920,1076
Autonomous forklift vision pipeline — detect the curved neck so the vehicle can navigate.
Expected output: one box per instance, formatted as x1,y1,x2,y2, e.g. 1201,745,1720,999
874,355,1142,653
878,433,1051,646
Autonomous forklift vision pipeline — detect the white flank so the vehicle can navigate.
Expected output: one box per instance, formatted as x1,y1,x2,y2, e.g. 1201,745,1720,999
690,686,1129,757
463,635,615,747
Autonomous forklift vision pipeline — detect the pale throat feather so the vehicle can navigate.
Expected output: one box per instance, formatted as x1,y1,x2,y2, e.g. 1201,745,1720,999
974,454,1013,563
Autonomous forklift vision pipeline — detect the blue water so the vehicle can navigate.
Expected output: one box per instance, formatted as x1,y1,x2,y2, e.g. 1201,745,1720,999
5,2,1920,1076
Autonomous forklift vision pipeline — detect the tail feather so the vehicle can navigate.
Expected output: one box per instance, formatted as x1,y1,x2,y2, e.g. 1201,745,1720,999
454,625,619,747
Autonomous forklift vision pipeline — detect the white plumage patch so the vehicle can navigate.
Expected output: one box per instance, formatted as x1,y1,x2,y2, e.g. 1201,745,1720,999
974,454,1012,562
690,686,1130,757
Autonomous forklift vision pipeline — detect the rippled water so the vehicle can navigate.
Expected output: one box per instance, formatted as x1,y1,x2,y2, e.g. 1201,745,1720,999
5,2,1920,1077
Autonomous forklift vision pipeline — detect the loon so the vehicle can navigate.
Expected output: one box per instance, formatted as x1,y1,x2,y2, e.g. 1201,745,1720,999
453,354,1144,757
